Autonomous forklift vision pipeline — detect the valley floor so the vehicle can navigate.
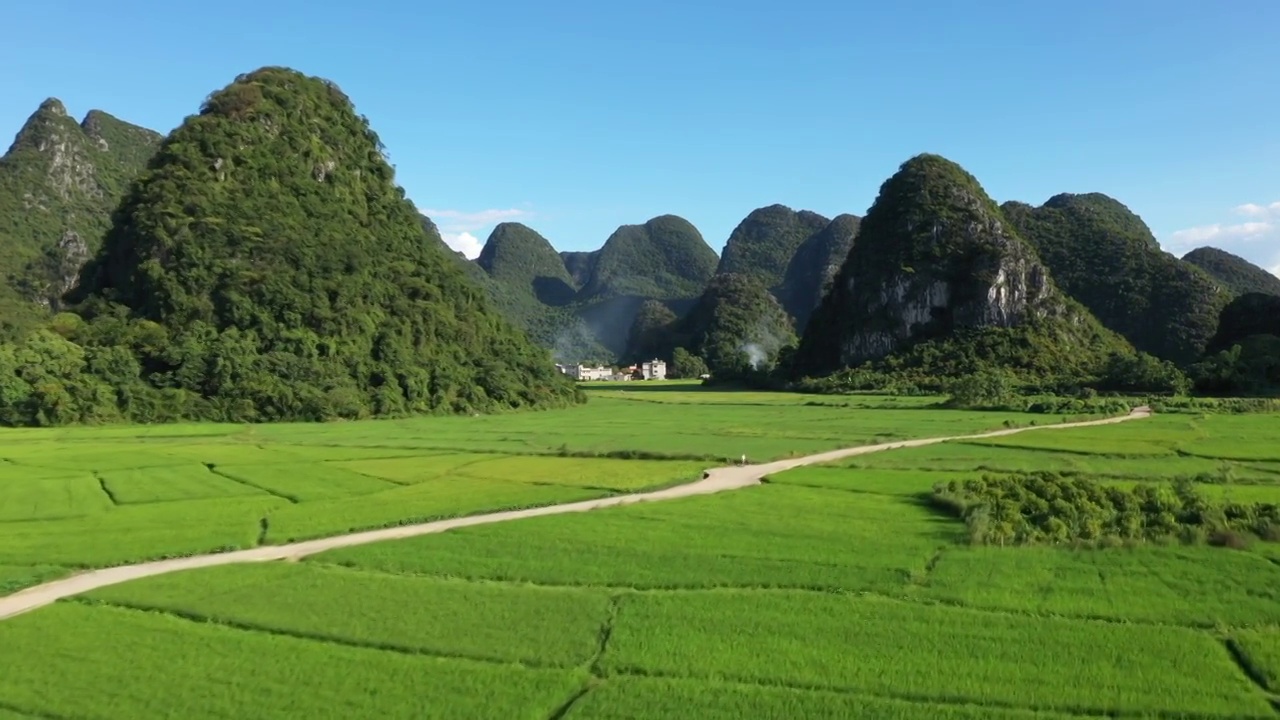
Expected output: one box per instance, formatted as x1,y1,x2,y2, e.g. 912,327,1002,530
0,386,1277,718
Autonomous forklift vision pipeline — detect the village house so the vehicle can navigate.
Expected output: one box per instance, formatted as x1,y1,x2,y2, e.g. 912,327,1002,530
640,359,667,380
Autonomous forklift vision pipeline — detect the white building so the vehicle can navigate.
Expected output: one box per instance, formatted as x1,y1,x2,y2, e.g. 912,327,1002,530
568,364,613,381
640,359,667,380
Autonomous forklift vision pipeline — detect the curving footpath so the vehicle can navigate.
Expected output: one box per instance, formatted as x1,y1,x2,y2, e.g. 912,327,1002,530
0,406,1150,621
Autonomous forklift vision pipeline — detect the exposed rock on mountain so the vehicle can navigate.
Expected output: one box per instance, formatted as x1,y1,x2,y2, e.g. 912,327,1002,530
1003,193,1225,366
0,98,161,325
56,66,579,423
716,204,829,288
793,154,1126,380
1182,246,1280,298
775,213,861,330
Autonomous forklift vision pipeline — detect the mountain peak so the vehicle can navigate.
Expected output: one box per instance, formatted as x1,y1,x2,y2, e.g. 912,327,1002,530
66,65,578,419
793,154,1122,378
37,98,68,116
716,204,829,287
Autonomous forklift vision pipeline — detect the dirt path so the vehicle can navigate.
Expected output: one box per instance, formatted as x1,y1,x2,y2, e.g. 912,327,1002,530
0,407,1150,621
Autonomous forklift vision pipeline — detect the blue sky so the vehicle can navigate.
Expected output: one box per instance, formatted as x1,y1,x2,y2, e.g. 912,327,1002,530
3,1,1278,274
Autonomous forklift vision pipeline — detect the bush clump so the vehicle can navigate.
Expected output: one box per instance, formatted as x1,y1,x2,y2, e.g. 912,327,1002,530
931,472,1280,548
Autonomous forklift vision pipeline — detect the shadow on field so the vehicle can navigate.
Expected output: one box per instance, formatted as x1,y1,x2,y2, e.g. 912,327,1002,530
907,492,970,544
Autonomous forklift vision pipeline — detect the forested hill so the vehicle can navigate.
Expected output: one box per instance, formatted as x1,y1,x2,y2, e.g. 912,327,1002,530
715,204,829,289
1003,193,1226,366
0,98,160,334
477,223,577,308
1182,246,1280,298
792,154,1133,384
578,215,718,301
0,66,581,427
774,213,861,330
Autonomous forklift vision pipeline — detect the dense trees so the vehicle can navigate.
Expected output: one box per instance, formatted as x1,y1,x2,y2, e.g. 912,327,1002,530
1003,194,1226,366
1182,246,1280,298
791,155,1131,385
716,204,829,289
0,67,581,426
933,472,1280,547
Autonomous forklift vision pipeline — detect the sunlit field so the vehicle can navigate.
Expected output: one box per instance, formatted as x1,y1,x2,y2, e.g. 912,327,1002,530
0,385,1277,718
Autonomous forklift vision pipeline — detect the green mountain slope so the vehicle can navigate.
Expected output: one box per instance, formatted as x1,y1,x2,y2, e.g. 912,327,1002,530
716,204,829,288
624,273,796,378
24,66,582,425
775,213,861,330
580,215,717,300
1002,193,1226,366
0,99,160,329
793,155,1131,383
1182,246,1280,298
1193,292,1280,395
472,223,608,363
477,223,577,307
559,250,597,288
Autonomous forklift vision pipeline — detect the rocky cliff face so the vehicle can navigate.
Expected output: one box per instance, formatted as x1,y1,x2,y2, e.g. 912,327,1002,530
0,98,161,317
793,154,1114,377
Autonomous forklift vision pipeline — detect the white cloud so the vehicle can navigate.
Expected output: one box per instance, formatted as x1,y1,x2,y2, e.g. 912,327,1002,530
1233,201,1280,217
419,206,533,260
440,231,484,258
1162,200,1280,277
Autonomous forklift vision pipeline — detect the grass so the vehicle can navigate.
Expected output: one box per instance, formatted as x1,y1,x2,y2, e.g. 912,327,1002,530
0,390,1039,571
601,592,1272,718
1231,629,1280,693
0,603,584,720
0,472,112,521
98,464,267,504
84,562,611,667
1,389,1278,718
0,564,65,595
315,483,955,593
565,676,1089,719
913,544,1280,627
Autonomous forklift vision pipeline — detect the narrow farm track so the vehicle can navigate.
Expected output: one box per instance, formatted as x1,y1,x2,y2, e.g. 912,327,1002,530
0,407,1151,621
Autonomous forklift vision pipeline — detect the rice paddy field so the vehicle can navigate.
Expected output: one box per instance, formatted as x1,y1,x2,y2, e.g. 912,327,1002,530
0,383,1278,718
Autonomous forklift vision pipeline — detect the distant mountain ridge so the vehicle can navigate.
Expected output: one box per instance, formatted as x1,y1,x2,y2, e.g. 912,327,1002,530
1003,193,1225,366
1182,246,1280,298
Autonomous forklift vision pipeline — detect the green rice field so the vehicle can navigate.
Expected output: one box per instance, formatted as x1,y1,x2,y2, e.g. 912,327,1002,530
0,383,1278,718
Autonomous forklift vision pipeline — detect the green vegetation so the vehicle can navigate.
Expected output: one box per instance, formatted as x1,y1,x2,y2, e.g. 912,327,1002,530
1194,292,1280,396
0,98,160,335
1183,246,1280,298
625,273,796,378
0,387,1043,572
0,603,584,719
1,392,1278,717
0,67,580,426
578,215,718,301
1003,193,1226,365
931,472,1280,546
792,155,1135,388
775,212,860,330
471,222,609,362
715,204,829,288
